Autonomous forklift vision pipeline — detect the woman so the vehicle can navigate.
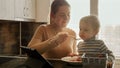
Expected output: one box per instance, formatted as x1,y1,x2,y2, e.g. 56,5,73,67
28,0,77,59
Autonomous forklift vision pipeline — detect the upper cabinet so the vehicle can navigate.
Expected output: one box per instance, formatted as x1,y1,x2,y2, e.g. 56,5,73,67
15,0,35,21
36,0,51,22
0,0,35,21
0,0,53,22
0,0,14,20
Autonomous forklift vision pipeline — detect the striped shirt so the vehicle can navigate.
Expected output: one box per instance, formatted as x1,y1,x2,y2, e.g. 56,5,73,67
77,37,115,62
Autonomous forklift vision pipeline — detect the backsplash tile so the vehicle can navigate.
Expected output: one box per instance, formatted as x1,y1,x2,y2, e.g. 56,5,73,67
0,22,20,55
0,20,46,56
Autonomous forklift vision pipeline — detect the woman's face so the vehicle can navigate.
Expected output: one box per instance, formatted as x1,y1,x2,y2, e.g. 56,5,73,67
79,22,97,41
52,5,70,28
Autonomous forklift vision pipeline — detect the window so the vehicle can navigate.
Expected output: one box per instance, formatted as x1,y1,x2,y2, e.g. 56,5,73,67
99,0,120,57
67,0,120,58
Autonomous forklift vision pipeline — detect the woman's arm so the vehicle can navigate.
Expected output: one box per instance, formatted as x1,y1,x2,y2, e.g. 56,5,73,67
28,26,52,54
28,26,69,54
68,29,78,56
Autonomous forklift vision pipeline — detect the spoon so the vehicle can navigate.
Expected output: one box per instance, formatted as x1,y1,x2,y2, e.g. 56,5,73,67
68,35,81,40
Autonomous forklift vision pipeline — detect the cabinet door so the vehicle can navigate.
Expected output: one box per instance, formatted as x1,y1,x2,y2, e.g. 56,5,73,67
0,0,14,20
15,0,35,21
14,0,25,21
36,0,51,22
24,0,35,19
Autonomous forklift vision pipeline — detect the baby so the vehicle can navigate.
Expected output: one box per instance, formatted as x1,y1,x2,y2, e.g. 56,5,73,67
77,15,115,67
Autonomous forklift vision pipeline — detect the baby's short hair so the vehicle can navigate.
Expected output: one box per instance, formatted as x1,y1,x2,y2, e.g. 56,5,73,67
80,15,100,30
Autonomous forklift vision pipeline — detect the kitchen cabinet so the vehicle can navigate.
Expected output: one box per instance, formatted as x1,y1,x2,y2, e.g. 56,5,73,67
0,0,35,21
15,0,35,21
0,0,14,20
36,0,51,22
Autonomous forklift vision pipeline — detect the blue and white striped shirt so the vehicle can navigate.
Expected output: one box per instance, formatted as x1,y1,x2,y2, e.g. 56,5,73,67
77,37,115,62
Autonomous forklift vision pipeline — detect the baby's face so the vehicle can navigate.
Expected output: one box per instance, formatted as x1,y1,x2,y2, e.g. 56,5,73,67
79,22,97,41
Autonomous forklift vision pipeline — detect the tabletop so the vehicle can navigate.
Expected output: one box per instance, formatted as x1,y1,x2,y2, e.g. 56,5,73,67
0,56,112,68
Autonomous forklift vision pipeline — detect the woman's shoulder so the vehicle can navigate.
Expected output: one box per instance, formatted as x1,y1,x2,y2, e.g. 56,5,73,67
37,24,47,28
36,24,48,30
34,24,48,33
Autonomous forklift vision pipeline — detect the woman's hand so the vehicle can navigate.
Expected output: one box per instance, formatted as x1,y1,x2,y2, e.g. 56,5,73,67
68,53,79,57
49,32,68,47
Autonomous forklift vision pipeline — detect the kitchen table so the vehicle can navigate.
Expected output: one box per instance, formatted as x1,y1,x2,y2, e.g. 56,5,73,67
47,58,83,68
0,56,82,68
0,56,112,68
